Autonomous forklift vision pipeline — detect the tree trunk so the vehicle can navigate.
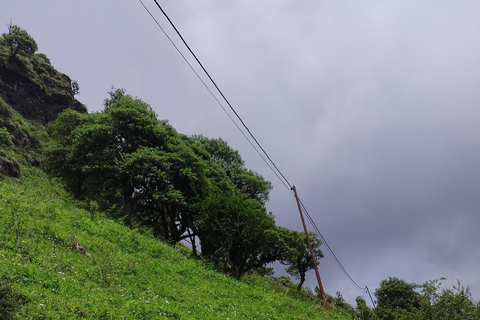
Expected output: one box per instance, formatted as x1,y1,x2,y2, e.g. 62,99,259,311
297,272,306,291
123,192,133,227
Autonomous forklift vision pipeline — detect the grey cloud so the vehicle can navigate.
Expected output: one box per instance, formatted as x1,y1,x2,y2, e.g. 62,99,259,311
2,0,480,305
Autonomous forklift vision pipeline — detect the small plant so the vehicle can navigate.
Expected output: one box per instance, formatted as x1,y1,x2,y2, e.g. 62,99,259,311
0,127,13,149
0,275,23,320
70,80,80,96
35,53,51,65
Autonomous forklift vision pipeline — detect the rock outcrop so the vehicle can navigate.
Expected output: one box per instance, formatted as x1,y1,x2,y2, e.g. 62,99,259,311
0,52,86,125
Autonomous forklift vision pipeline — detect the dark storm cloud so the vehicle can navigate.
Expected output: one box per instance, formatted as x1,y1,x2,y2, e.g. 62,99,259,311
2,0,480,305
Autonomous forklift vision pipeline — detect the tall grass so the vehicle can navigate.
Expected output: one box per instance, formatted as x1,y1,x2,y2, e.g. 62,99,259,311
0,167,350,319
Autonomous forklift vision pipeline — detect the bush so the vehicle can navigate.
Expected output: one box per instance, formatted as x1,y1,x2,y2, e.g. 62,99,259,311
0,128,13,149
0,275,23,320
0,99,13,118
1,23,38,60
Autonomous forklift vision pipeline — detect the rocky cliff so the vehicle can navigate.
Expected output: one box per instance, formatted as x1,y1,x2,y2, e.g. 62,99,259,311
0,49,86,125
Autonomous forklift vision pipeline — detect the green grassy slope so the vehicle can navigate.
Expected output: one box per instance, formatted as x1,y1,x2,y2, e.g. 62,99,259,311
0,168,351,319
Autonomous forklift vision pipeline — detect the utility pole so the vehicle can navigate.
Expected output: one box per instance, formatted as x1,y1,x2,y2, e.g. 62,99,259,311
291,185,328,309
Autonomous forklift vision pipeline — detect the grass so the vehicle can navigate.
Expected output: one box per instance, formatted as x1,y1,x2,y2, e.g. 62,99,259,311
0,167,351,319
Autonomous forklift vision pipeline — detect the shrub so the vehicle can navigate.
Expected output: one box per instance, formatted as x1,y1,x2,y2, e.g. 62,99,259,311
0,128,13,149
0,275,23,320
1,23,38,60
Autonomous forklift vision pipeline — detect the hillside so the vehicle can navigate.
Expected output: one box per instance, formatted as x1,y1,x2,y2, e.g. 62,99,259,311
0,165,350,319
3,21,480,320
0,25,353,319
0,24,86,125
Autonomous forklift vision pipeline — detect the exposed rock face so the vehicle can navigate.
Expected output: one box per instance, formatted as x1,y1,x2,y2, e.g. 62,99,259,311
0,54,86,125
0,32,87,179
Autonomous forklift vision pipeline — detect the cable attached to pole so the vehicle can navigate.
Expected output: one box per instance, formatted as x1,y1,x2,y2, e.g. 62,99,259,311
138,0,373,306
292,185,328,309
366,286,376,308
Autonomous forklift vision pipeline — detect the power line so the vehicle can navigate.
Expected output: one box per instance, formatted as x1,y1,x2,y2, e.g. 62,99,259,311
300,196,377,308
366,286,376,308
298,197,365,292
149,0,293,191
138,0,371,303
137,0,291,191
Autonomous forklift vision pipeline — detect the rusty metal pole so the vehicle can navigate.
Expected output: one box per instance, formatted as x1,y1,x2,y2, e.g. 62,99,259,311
291,185,328,309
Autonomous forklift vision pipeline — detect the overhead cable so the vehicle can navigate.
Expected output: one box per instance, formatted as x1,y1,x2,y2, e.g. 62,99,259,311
138,0,371,302
149,0,293,191
298,198,365,292
138,0,291,191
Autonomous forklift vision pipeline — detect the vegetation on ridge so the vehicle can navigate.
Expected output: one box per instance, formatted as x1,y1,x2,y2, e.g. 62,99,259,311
0,24,85,124
0,167,349,319
2,23,480,320
43,87,325,282
1,25,339,319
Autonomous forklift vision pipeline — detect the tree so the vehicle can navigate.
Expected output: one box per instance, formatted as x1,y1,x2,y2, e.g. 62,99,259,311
190,135,277,276
372,276,480,320
194,189,276,278
274,226,324,291
46,89,207,244
191,135,272,202
46,89,282,276
419,279,480,320
355,296,375,320
374,277,422,320
142,132,211,244
2,23,38,60
47,89,166,220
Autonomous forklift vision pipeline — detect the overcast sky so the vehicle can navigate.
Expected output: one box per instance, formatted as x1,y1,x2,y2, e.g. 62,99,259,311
3,0,480,306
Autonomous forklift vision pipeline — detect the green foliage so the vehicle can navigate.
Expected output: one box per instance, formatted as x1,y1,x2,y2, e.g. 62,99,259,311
0,25,86,125
45,89,176,229
318,291,356,319
194,189,276,277
372,276,480,320
1,23,38,60
274,275,295,288
0,168,350,319
0,275,24,320
46,90,280,277
274,226,324,291
190,135,277,276
35,53,51,65
0,127,13,149
191,135,272,202
0,97,45,178
355,296,375,320
374,277,422,320
417,278,480,320
0,99,13,119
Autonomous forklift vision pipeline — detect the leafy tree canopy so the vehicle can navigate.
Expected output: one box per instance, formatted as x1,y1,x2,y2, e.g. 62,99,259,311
194,189,276,277
191,135,272,202
355,296,375,320
45,88,186,233
374,277,422,320
274,226,324,291
1,23,38,60
46,89,283,277
418,278,480,320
